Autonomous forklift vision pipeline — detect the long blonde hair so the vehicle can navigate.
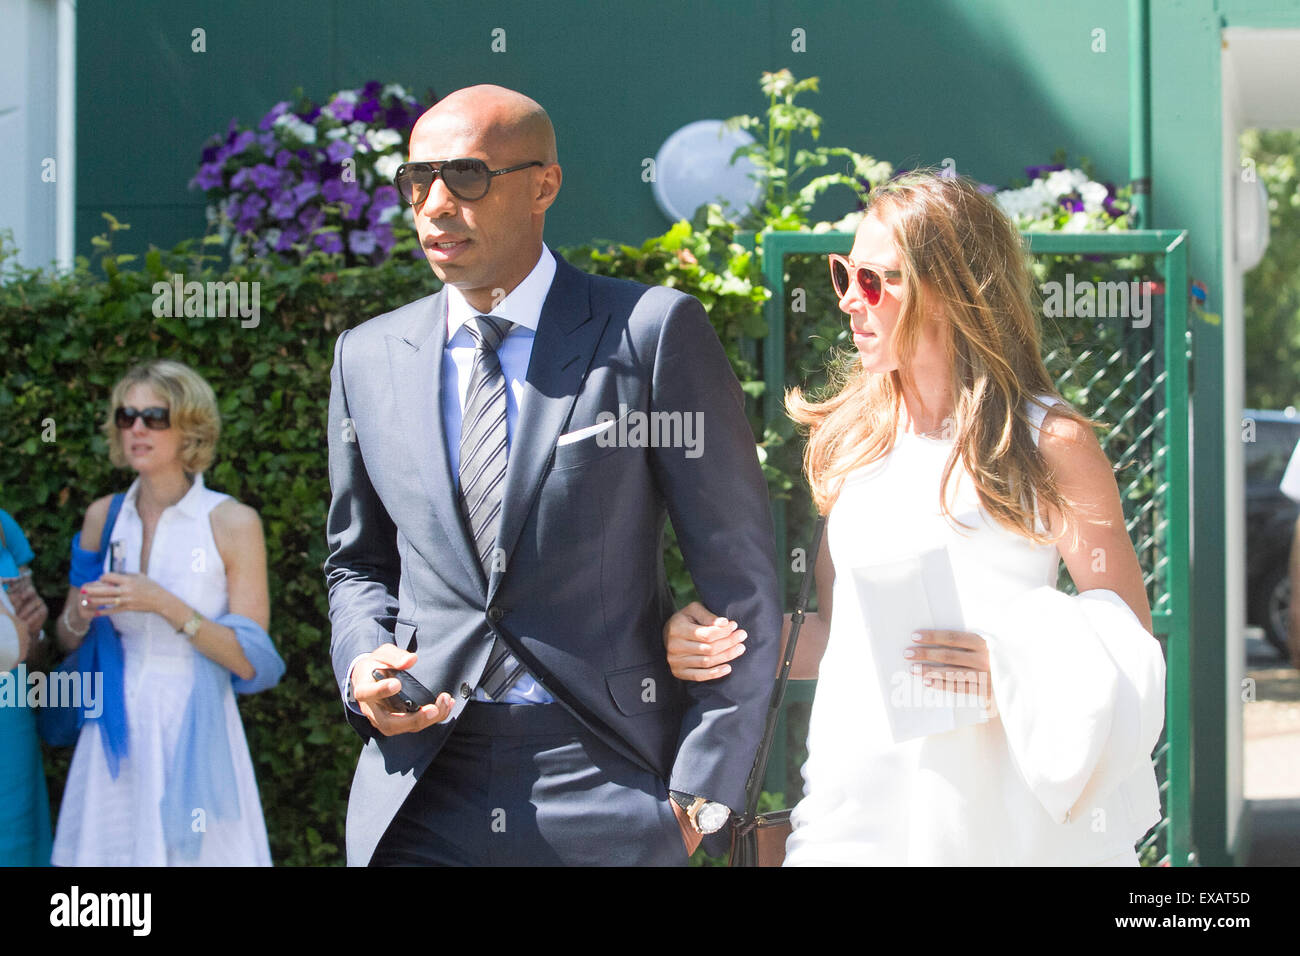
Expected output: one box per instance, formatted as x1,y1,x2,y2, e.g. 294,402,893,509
786,170,1087,543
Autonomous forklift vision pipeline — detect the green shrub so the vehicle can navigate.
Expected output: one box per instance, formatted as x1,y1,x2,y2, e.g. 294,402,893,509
3,219,434,865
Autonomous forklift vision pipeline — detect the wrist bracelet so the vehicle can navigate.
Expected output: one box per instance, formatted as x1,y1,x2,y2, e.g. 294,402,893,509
62,603,90,637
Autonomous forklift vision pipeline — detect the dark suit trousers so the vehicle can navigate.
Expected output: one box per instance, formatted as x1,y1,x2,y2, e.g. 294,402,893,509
369,703,689,866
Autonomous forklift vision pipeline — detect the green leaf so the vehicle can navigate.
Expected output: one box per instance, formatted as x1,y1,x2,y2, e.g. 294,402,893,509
741,310,770,338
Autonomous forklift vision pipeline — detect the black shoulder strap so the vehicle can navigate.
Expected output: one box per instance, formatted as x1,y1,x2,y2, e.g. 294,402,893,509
740,513,827,821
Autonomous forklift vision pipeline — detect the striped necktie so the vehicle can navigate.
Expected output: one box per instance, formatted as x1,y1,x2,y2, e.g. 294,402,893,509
458,314,527,698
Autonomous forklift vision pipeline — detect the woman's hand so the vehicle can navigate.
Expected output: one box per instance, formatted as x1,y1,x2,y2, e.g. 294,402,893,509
663,602,747,681
906,629,996,713
79,572,171,617
1,601,31,665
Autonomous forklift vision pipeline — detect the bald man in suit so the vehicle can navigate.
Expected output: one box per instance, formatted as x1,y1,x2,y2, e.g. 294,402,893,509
325,85,780,865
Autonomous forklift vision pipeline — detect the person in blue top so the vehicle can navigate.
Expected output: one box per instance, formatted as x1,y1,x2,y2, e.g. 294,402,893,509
0,507,53,866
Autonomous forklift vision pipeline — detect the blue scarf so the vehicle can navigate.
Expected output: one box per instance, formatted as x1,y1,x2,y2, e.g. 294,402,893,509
68,529,129,777
161,612,284,861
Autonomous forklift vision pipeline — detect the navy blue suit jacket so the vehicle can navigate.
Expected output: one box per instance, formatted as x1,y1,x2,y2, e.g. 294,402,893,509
324,250,781,865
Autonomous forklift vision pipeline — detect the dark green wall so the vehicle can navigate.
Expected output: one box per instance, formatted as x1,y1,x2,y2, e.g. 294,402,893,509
73,0,1300,868
75,0,1134,258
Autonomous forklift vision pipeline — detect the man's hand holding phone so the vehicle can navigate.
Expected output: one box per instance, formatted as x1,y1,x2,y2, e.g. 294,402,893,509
350,643,455,735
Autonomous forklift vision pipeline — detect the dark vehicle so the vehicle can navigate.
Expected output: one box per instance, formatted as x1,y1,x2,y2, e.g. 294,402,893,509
1245,408,1300,656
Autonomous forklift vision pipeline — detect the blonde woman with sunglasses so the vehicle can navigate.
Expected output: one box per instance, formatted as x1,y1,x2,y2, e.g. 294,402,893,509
50,360,282,866
663,171,1165,866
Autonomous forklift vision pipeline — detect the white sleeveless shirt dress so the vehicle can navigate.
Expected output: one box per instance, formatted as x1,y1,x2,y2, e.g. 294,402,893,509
784,397,1151,866
51,473,272,866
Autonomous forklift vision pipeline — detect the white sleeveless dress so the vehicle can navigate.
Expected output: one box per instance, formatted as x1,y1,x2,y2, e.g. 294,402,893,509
51,473,272,866
784,397,1144,866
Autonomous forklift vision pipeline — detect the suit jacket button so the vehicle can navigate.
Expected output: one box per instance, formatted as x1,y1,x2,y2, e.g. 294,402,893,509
488,606,504,623
460,682,472,698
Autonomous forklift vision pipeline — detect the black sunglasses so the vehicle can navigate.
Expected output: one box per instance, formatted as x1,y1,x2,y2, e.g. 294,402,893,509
394,158,544,206
114,406,171,430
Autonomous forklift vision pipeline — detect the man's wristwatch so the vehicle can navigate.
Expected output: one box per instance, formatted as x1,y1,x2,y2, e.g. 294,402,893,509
669,790,731,835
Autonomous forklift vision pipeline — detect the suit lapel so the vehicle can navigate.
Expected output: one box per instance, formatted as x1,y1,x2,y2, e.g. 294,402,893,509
386,290,486,593
489,254,610,601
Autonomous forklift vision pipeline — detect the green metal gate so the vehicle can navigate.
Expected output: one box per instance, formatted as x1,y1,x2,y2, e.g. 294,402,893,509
755,228,1193,866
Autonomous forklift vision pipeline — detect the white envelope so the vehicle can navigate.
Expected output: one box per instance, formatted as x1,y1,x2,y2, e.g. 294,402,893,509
851,547,988,743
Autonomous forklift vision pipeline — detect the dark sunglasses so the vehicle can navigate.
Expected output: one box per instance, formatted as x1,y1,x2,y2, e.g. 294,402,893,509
114,406,171,430
828,254,902,306
394,158,544,206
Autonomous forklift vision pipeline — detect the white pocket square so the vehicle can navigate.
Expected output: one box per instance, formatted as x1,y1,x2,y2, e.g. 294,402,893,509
557,419,617,446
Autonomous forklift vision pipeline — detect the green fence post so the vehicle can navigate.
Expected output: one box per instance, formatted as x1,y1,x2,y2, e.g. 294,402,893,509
1161,231,1193,864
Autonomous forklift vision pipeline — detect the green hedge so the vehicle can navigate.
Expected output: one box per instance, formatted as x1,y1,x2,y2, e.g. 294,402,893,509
0,215,775,865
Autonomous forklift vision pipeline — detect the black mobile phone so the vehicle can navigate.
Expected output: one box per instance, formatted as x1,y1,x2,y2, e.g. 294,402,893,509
371,668,439,713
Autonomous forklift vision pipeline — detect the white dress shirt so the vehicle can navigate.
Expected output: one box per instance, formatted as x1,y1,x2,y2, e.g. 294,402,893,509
441,246,556,704
346,247,558,712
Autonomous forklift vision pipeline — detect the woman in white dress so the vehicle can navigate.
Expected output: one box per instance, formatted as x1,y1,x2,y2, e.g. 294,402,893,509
51,359,277,866
663,171,1165,865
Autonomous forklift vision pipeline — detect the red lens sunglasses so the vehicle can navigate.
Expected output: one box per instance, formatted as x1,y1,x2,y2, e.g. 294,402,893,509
828,254,902,306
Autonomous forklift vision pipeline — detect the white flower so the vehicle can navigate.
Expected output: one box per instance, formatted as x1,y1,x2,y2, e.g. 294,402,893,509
1079,180,1108,213
379,204,403,225
349,122,367,136
375,153,403,181
995,184,1054,223
383,84,408,100
1042,168,1088,197
326,127,349,140
367,128,404,151
993,189,1022,218
333,90,358,104
1062,211,1091,233
276,115,317,144
818,209,864,233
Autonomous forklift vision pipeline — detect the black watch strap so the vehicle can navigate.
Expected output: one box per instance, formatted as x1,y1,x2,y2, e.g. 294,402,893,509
669,790,732,835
